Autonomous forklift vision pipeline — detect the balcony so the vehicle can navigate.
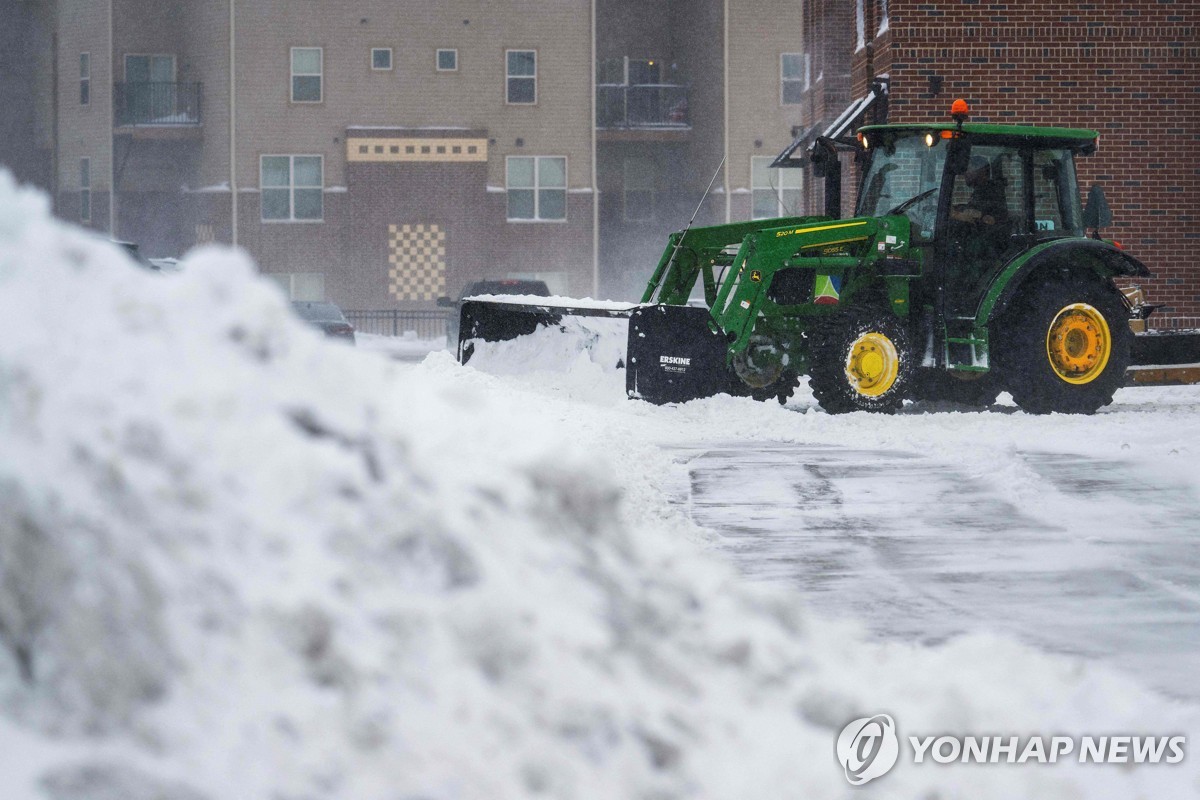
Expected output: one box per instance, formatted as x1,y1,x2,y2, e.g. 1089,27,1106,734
596,83,689,142
114,82,202,138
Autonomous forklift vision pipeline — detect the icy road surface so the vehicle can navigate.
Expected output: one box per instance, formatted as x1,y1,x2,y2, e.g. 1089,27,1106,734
461,336,1200,702
669,435,1200,701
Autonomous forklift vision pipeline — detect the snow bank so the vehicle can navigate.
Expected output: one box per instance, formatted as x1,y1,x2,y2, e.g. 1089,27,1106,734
0,170,1197,799
355,331,446,360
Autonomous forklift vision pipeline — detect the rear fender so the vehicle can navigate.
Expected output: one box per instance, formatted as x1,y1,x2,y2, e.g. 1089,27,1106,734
977,238,1151,327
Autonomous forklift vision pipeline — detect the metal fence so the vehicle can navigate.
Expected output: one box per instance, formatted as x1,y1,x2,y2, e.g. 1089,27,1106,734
114,82,203,126
596,84,689,129
345,309,450,339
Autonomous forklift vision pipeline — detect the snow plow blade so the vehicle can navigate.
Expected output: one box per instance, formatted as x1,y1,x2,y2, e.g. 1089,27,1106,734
1127,330,1200,386
626,305,734,404
457,297,636,367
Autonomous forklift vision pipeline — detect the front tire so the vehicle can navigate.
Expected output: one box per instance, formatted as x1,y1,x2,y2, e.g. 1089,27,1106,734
809,309,915,414
993,277,1131,414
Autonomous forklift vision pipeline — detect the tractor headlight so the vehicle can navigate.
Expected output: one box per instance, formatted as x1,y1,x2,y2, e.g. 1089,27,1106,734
861,134,870,150
925,132,935,147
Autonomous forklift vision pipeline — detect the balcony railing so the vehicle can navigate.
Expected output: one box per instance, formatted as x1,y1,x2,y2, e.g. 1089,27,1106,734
114,82,202,127
596,84,689,129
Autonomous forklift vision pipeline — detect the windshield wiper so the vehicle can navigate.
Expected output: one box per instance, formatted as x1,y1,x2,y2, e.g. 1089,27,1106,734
885,188,937,217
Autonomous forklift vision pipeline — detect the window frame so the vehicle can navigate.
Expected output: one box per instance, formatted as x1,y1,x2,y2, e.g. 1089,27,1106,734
780,53,805,105
260,154,325,223
436,48,458,72
79,157,91,223
80,52,90,106
750,155,803,220
371,47,393,71
290,46,324,104
505,49,537,105
506,155,567,223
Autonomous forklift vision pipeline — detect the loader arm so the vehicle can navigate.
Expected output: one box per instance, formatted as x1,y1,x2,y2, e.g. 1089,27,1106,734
712,217,888,352
641,216,823,306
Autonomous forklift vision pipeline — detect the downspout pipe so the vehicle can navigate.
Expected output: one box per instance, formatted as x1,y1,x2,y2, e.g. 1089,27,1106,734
722,0,730,223
229,0,238,247
108,0,114,235
590,0,598,297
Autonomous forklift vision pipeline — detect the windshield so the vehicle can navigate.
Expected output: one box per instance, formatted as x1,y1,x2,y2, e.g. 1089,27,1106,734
856,132,947,242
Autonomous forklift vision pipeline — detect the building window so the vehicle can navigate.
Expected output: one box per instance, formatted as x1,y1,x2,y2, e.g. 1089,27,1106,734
623,158,655,221
751,156,803,219
80,53,90,105
371,48,392,71
781,53,805,104
855,0,866,52
506,156,566,221
261,155,324,222
79,158,91,223
878,0,890,35
436,48,457,72
291,47,323,103
124,54,176,119
506,50,536,104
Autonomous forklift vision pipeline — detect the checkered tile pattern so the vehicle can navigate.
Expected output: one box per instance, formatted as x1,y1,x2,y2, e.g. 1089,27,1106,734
387,223,446,302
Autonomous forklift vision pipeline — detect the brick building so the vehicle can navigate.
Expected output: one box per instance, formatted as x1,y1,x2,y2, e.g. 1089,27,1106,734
794,0,1200,327
2,0,810,307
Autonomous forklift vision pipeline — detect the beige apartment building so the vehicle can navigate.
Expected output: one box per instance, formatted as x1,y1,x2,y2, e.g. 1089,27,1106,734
5,0,809,306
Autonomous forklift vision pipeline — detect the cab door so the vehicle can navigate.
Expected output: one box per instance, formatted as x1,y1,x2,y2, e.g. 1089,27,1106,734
941,143,1028,317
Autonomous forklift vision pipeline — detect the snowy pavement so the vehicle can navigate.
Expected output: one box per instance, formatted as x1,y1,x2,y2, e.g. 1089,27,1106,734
669,433,1200,701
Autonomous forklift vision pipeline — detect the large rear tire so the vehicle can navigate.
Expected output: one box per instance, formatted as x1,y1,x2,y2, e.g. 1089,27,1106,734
809,309,915,414
993,277,1131,414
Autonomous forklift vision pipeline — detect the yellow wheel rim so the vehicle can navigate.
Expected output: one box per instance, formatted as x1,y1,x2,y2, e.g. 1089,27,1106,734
1045,303,1112,385
846,331,900,397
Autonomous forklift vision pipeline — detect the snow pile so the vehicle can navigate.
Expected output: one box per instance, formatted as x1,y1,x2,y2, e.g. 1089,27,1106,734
0,169,1197,800
356,331,446,360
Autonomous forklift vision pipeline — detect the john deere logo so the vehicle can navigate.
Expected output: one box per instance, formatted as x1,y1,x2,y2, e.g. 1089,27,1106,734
750,269,762,283
836,714,899,786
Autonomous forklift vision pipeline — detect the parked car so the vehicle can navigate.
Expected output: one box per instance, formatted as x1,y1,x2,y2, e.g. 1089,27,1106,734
291,301,356,344
438,279,551,348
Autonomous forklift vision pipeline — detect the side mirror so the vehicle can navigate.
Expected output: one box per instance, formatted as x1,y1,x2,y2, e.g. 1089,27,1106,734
1082,184,1113,230
436,296,454,308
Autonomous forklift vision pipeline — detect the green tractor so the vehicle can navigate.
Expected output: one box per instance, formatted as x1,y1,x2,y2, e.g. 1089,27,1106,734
458,101,1199,413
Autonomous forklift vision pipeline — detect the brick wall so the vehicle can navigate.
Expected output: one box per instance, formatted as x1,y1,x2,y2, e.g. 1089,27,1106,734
860,0,1200,327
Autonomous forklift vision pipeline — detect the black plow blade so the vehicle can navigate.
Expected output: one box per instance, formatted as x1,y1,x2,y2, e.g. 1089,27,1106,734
1128,329,1200,386
626,305,734,404
457,298,635,366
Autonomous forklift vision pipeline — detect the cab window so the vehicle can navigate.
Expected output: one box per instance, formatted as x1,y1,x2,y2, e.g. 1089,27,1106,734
1032,149,1083,236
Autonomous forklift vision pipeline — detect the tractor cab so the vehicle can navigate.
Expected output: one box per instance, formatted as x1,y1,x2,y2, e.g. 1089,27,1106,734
855,115,1096,328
